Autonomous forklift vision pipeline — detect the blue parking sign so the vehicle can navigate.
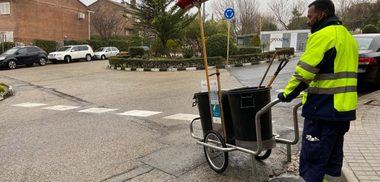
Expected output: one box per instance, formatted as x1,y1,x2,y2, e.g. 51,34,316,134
224,8,234,20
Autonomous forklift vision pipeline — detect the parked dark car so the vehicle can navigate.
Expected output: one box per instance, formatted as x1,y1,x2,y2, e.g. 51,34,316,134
354,34,380,85
0,46,48,69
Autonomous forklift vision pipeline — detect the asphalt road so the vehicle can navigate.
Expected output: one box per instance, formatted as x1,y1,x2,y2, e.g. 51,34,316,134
0,59,303,181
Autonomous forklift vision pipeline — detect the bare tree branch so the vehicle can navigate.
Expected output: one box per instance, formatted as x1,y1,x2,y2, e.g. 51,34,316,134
267,0,291,30
92,4,126,39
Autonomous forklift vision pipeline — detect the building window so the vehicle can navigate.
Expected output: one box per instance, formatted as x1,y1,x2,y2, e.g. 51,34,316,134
78,12,85,20
0,31,13,42
0,2,10,15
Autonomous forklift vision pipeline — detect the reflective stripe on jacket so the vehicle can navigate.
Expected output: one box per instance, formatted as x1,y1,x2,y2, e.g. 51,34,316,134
283,17,359,121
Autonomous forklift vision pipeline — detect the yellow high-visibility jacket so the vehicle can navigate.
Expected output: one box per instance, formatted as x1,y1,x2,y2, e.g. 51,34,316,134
283,16,358,121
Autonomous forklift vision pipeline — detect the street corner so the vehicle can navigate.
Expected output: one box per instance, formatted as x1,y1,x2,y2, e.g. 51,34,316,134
0,83,14,101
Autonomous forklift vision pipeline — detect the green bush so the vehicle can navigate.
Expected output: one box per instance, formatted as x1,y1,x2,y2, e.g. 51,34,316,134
362,24,379,33
252,35,261,47
0,42,15,54
129,47,145,57
33,39,58,53
182,47,194,58
166,39,180,55
206,34,238,57
0,84,5,93
237,47,262,55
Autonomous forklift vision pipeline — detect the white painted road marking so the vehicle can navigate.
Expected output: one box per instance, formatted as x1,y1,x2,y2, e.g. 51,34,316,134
43,105,80,111
78,108,118,113
118,110,162,117
12,102,48,108
164,113,199,121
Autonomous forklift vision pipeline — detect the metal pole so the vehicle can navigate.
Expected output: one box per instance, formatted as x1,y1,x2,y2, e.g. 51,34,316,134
226,20,230,66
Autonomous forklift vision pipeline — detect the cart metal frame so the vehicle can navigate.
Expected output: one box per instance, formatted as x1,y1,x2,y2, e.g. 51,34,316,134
190,99,302,172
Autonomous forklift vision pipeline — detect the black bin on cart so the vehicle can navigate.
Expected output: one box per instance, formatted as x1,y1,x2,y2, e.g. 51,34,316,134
226,87,273,142
193,91,235,144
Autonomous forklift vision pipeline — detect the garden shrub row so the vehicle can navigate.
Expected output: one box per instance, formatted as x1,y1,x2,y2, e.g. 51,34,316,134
109,56,226,70
108,48,295,70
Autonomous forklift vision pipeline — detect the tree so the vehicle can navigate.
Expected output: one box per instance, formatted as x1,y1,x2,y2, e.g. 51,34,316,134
267,0,291,30
261,15,278,31
182,19,228,57
339,0,380,31
267,0,307,30
92,4,126,39
135,0,195,56
287,8,308,30
211,0,260,35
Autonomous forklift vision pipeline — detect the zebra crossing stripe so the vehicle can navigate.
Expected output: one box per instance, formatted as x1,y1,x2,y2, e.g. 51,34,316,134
78,108,118,113
42,105,80,111
12,102,47,108
117,110,161,117
163,113,199,121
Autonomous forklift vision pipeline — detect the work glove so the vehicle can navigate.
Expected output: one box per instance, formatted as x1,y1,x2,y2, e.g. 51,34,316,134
277,92,292,102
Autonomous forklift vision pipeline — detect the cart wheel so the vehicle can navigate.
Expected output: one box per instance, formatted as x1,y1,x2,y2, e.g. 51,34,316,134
255,149,272,160
203,131,228,173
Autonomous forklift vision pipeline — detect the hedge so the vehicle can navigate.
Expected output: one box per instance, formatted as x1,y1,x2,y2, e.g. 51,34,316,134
108,48,295,70
0,42,15,54
33,39,58,53
236,47,262,55
109,56,226,70
128,46,145,57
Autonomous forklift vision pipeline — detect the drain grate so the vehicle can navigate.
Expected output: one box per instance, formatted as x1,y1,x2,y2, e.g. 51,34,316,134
364,100,380,106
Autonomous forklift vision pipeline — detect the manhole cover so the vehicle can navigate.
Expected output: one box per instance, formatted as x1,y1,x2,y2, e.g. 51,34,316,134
364,100,380,106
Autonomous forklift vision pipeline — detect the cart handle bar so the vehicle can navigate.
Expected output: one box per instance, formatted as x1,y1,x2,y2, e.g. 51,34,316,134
255,99,302,155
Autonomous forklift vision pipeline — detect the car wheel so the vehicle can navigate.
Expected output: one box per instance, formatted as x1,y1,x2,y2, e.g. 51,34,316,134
64,56,71,63
38,57,47,66
8,60,17,69
101,55,106,60
86,54,92,61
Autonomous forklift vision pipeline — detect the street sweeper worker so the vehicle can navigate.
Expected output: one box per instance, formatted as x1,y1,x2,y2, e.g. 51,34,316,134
277,0,358,181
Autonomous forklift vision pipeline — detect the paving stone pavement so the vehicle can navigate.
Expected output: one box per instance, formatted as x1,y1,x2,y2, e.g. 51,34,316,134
343,90,380,182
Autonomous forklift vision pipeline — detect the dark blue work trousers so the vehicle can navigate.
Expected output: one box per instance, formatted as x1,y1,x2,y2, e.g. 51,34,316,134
299,118,350,182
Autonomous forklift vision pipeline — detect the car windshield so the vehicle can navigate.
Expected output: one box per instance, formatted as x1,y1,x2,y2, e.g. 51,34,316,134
58,46,71,51
355,37,374,50
95,47,106,52
3,48,19,55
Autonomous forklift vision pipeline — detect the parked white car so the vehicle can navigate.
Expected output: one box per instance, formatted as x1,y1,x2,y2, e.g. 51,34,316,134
93,47,120,60
48,45,94,63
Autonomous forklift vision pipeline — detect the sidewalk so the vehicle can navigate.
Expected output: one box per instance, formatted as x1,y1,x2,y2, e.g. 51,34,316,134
343,90,380,181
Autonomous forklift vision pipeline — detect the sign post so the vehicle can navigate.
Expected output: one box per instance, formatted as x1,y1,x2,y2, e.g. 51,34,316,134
224,8,234,66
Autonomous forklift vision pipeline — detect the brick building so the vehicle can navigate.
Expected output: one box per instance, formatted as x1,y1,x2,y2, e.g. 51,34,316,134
0,0,89,44
89,0,136,37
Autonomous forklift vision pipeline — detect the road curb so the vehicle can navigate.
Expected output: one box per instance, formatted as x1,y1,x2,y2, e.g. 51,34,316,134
341,160,358,182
